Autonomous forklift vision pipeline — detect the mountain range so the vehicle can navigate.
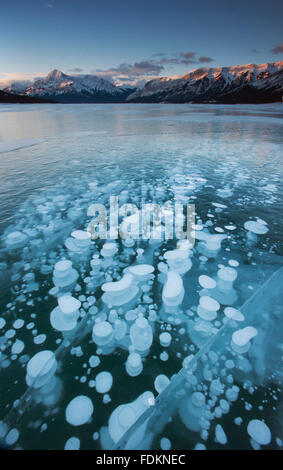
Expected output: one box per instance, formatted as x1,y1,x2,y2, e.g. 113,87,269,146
1,62,282,104
127,61,283,104
3,69,134,103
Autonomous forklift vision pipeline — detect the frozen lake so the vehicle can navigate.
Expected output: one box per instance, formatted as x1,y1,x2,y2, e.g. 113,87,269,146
0,103,282,450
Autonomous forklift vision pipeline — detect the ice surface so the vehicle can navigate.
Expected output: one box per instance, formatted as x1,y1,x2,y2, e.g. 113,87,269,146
130,317,153,353
13,319,24,329
50,296,81,332
154,374,170,393
64,436,80,450
224,307,244,321
228,259,239,267
65,396,93,426
198,275,216,289
160,437,171,450
55,260,72,273
71,230,91,242
0,138,45,154
27,350,56,378
34,334,46,345
159,332,172,347
89,355,100,368
226,386,240,402
5,231,27,249
194,231,227,253
162,271,184,307
179,392,206,432
53,260,78,293
12,339,25,355
92,321,113,346
102,273,138,306
102,274,133,292
95,371,113,394
218,267,237,283
127,264,154,280
232,327,258,346
215,424,227,445
126,352,143,377
58,295,81,315
247,419,271,445
244,220,269,235
101,242,118,257
194,443,206,450
108,391,154,445
5,428,19,446
197,296,220,321
26,350,57,389
0,103,282,450
65,230,91,252
164,249,192,275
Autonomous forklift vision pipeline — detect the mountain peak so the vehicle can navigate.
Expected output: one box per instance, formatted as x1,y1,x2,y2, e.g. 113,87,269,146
47,69,65,80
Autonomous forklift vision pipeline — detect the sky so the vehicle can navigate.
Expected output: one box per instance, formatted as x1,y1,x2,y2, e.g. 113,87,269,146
0,0,283,86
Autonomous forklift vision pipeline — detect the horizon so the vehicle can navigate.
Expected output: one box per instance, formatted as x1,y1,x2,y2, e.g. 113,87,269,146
1,0,283,87
2,58,283,91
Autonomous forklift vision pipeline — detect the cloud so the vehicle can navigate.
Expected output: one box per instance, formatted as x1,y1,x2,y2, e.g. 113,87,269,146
179,51,196,60
271,42,283,54
177,52,198,64
181,59,197,65
92,60,165,85
0,79,32,91
0,72,45,89
158,57,197,66
153,51,198,66
68,68,83,73
156,51,213,67
158,57,184,65
92,51,215,86
130,61,164,75
198,56,214,63
152,52,166,57
133,79,148,88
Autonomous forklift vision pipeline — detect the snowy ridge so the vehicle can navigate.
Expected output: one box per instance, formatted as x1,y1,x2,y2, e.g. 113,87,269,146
27,69,121,95
4,69,134,103
127,61,283,104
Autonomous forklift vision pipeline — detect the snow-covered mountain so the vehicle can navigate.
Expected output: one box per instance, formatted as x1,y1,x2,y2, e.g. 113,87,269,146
4,70,135,103
127,62,283,104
